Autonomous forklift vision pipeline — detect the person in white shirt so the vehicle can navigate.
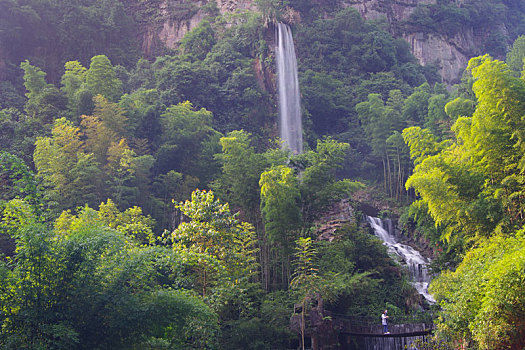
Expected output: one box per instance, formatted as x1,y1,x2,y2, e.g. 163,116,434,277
381,309,390,334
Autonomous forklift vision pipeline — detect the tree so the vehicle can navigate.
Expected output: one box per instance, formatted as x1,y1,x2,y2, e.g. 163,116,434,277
315,224,412,317
383,90,408,197
444,97,476,120
0,108,46,165
425,93,449,139
60,61,87,117
296,138,360,226
300,70,352,135
403,125,496,244
403,55,525,248
20,60,52,101
83,96,125,143
55,199,156,245
402,126,446,166
77,95,142,208
157,101,222,185
84,55,123,102
462,55,525,226
0,81,25,111
214,130,267,219
118,88,163,144
259,165,301,287
169,190,259,300
82,95,128,166
21,60,67,124
0,205,219,349
362,30,397,73
0,152,41,207
386,131,411,200
289,237,330,350
215,132,292,291
430,233,525,349
180,19,216,60
127,58,156,91
402,83,431,126
260,165,301,248
34,118,102,212
356,93,395,192
506,35,525,74
151,170,199,231
25,86,68,125
61,61,86,98
154,56,218,114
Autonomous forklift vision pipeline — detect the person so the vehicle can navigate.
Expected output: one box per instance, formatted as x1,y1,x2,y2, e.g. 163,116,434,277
381,309,390,334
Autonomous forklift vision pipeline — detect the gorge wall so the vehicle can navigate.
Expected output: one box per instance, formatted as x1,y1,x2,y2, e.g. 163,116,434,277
134,0,256,57
0,0,510,85
342,0,481,84
134,0,494,84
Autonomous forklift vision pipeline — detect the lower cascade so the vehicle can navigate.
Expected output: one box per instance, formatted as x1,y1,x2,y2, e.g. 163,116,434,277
342,216,434,350
366,216,435,304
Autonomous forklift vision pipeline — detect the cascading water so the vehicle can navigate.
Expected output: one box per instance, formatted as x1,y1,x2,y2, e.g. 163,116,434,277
276,23,303,154
366,216,435,304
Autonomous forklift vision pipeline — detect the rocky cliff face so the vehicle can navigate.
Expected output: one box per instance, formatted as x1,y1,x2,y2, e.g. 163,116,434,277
216,0,255,12
0,47,6,81
138,0,256,57
403,31,475,84
343,0,433,23
138,0,485,84
342,0,489,84
0,0,507,85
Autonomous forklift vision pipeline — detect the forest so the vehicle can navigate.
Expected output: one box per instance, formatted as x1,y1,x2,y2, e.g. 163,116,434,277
1,0,525,349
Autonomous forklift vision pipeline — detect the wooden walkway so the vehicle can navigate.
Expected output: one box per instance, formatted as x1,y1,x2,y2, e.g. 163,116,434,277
333,315,433,338
341,329,433,337
290,311,433,349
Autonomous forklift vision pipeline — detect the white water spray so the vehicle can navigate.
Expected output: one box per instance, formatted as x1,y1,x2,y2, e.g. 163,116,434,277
276,23,303,154
366,216,435,303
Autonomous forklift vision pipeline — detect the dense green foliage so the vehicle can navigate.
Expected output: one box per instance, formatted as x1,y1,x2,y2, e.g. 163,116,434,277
0,202,219,349
402,0,525,58
430,233,525,349
295,7,437,140
403,55,525,348
0,0,139,83
317,225,416,317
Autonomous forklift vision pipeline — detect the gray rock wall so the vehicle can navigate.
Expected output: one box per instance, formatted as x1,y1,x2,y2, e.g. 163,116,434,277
138,0,490,84
342,0,481,84
141,0,256,56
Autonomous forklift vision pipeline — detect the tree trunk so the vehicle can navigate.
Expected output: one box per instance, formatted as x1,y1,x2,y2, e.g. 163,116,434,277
301,300,306,350
387,153,393,197
203,266,207,297
397,148,402,200
382,157,387,193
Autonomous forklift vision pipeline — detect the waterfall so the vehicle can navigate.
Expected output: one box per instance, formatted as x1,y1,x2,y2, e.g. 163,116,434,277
276,23,303,154
366,216,435,304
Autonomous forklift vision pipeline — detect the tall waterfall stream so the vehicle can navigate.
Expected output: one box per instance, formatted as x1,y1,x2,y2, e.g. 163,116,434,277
366,216,435,304
276,23,303,155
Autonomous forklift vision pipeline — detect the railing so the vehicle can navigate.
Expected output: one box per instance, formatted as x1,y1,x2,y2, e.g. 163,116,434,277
330,313,433,326
328,313,433,337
